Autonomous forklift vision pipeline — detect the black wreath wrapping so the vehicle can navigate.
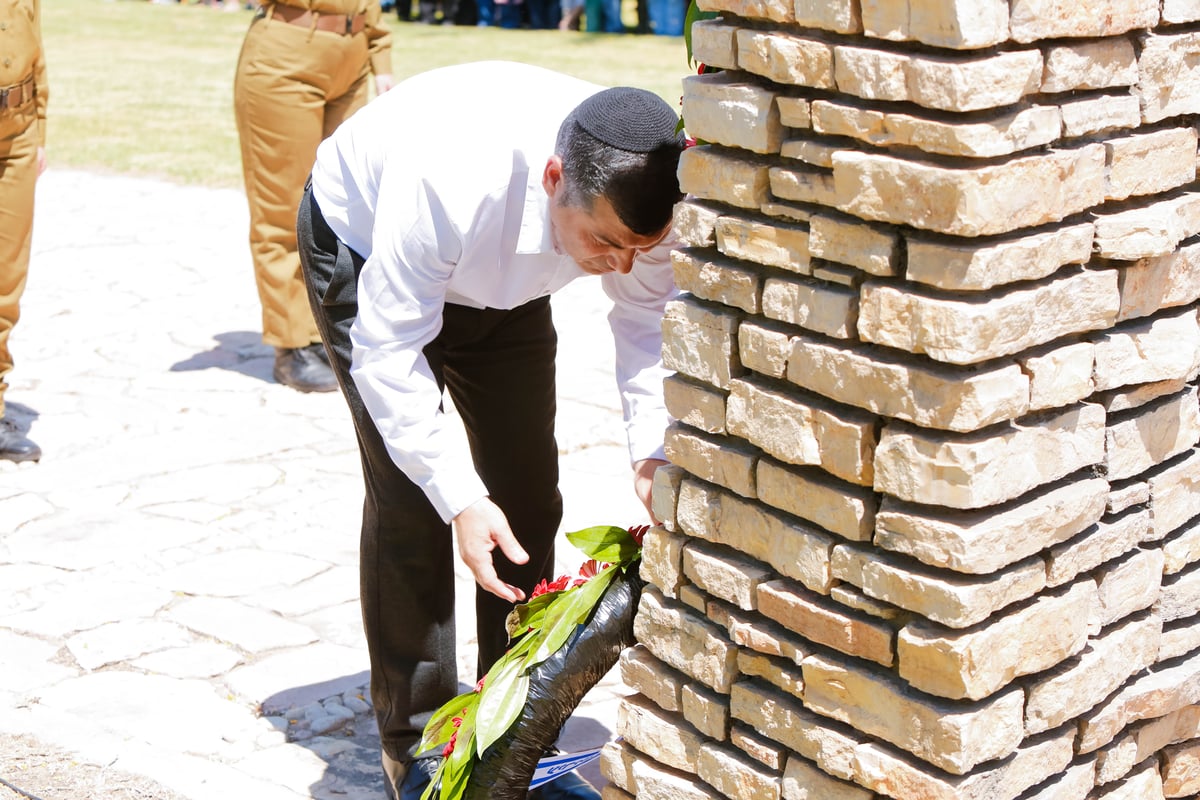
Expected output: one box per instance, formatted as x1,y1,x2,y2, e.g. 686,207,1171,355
459,562,644,800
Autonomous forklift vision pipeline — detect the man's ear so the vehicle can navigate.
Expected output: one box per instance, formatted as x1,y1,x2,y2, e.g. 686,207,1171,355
542,155,564,198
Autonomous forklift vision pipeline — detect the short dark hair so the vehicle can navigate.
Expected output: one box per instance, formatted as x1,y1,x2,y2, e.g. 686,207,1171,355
555,92,685,236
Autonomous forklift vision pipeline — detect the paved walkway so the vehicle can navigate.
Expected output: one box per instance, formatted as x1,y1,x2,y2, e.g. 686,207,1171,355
0,169,645,799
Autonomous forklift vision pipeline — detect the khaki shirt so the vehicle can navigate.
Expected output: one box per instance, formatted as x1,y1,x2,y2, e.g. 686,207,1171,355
0,0,47,144
271,0,393,78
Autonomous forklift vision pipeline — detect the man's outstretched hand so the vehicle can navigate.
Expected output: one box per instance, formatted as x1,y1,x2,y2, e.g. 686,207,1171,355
454,497,530,602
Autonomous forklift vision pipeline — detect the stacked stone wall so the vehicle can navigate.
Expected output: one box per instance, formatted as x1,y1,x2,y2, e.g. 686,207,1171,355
603,2,1200,798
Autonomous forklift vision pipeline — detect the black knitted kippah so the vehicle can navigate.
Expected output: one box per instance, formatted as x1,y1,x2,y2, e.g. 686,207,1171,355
572,87,682,152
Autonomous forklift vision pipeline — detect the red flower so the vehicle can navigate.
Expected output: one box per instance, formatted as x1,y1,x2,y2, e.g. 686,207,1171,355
697,62,708,74
627,524,650,545
579,559,605,579
531,574,572,598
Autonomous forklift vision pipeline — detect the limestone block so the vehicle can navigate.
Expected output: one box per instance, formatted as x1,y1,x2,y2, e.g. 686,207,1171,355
679,146,770,210
1094,547,1165,628
1105,386,1200,480
832,544,1047,629
829,583,908,621
782,755,873,800
1108,480,1150,515
738,320,791,379
1010,0,1159,43
1117,241,1200,322
897,579,1096,701
832,45,1042,112
731,679,860,781
1043,38,1139,92
768,165,838,207
1094,308,1200,392
793,0,861,33
1150,449,1200,539
641,523,688,598
634,587,740,693
1094,760,1165,799
1020,760,1097,800
814,100,1060,159
851,729,1076,800
715,214,810,274
861,269,1117,362
737,649,804,698
859,0,1008,49
1024,612,1163,735
835,144,1105,237
1164,0,1200,23
1105,128,1198,202
617,694,705,773
682,72,784,155
874,403,1107,510
762,277,857,339
698,0,792,22
720,604,812,665
664,424,757,499
776,97,810,130
1060,94,1142,138
801,652,1025,774
1164,740,1200,796
651,464,684,533
621,646,685,713
810,262,860,287
737,30,834,88
758,579,895,667
676,479,835,593
1135,705,1200,762
698,742,780,800
757,458,877,542
602,786,634,800
727,378,876,486
1157,561,1200,623
601,739,639,794
679,583,707,614
906,223,1093,291
671,249,761,315
661,297,742,390
1162,616,1200,662
1164,519,1200,575
1094,192,1200,260
876,477,1108,575
1138,31,1200,124
733,725,789,771
1046,507,1152,588
663,374,726,436
787,334,1030,432
674,200,721,248
780,138,842,169
686,686,729,743
683,540,773,611
807,214,898,276
1022,341,1097,411
630,757,723,800
691,19,739,71
1095,732,1143,786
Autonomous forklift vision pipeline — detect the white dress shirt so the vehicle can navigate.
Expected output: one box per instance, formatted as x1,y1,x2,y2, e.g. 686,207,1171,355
311,61,679,523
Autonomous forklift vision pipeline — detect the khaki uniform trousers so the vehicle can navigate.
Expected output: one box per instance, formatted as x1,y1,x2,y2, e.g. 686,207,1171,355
234,13,372,349
0,100,39,418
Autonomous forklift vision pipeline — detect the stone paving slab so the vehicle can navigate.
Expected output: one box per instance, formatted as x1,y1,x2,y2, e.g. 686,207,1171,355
0,169,644,798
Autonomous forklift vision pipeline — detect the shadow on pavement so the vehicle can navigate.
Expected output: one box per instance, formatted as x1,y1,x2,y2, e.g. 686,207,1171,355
169,330,276,384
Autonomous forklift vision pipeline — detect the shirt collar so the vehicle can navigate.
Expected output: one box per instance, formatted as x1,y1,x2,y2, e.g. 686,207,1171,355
515,168,557,255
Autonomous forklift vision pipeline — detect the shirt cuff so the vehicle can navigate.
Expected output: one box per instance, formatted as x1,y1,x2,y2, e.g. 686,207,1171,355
424,469,491,524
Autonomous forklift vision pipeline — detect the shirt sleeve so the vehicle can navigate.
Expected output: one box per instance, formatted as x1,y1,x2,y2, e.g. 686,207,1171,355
349,178,489,523
601,234,681,466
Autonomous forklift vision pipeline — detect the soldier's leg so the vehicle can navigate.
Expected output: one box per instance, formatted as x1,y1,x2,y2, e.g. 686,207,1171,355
0,105,42,461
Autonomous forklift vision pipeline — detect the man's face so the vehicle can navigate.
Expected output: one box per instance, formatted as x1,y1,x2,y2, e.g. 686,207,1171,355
542,157,670,276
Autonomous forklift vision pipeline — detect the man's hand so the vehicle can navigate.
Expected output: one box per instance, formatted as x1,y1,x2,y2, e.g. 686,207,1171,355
454,497,530,602
633,458,667,525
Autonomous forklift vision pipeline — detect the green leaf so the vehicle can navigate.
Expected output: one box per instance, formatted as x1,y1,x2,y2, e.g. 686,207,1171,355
417,689,479,754
505,589,562,639
439,704,477,800
473,650,533,755
522,567,618,670
565,525,640,564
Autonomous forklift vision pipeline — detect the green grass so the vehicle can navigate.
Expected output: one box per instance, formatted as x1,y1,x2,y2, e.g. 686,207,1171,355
40,0,691,187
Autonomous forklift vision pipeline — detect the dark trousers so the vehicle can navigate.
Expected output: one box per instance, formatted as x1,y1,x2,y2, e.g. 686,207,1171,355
296,185,563,762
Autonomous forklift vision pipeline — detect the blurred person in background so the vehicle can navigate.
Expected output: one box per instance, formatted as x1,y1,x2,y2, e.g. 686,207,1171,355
0,0,48,463
234,0,393,392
